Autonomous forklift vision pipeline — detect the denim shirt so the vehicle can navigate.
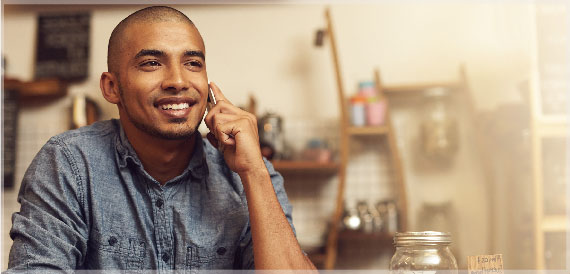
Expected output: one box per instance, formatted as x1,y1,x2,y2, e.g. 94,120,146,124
8,119,294,271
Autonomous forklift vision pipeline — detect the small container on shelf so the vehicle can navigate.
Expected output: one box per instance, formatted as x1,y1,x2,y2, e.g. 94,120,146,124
350,96,367,126
366,96,387,126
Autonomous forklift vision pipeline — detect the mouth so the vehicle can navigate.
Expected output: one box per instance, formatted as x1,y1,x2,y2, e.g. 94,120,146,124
154,97,196,119
159,102,190,110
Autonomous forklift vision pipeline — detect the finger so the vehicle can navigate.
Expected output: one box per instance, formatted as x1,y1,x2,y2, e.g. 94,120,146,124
212,113,243,129
216,125,237,147
214,112,258,138
209,81,230,104
205,110,240,134
204,101,249,129
210,113,232,142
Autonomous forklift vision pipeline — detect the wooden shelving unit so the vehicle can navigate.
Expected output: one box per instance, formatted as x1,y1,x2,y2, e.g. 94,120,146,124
321,8,409,269
318,8,471,269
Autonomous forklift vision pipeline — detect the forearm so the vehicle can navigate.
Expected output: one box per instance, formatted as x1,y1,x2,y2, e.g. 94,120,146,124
239,169,317,270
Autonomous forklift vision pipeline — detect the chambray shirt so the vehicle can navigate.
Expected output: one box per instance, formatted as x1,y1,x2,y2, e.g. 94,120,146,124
8,119,294,271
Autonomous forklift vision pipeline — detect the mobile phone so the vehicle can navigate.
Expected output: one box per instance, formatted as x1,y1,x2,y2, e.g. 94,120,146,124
205,81,234,145
206,82,216,112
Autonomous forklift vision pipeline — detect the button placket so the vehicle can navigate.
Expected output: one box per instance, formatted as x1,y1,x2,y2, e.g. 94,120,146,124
153,190,173,270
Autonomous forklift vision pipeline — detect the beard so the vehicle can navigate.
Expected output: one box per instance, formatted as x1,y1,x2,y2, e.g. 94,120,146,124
129,116,200,140
118,84,201,140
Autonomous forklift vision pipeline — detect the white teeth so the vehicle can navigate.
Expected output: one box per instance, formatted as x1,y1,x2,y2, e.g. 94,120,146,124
160,103,189,110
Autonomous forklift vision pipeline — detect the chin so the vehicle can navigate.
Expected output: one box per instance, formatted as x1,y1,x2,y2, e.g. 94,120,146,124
131,118,198,140
157,130,196,140
157,124,198,140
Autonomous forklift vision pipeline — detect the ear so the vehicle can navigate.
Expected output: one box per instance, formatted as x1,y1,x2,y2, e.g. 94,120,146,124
100,72,121,104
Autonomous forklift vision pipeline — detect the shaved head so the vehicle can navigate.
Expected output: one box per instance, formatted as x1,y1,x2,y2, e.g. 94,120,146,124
107,6,199,74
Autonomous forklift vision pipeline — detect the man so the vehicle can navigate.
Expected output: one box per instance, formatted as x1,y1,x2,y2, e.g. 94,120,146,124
8,6,316,271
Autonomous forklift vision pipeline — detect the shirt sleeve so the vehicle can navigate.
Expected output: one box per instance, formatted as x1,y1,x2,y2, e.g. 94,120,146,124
7,138,89,270
236,158,295,269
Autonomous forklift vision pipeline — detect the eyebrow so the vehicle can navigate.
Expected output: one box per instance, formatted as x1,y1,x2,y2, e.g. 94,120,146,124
134,49,205,61
184,50,205,61
134,49,165,59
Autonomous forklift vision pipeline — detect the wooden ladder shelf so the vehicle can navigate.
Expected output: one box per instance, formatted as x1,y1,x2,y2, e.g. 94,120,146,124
322,7,408,269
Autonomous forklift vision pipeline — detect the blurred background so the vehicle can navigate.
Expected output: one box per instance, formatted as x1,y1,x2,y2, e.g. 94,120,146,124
1,2,568,270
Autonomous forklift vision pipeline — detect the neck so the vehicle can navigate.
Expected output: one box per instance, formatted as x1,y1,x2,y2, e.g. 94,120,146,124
120,121,197,185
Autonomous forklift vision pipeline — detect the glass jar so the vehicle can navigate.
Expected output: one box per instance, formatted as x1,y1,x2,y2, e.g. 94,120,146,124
419,87,458,163
390,231,458,274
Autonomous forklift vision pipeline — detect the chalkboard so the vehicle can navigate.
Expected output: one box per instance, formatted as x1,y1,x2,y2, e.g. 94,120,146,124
35,12,90,81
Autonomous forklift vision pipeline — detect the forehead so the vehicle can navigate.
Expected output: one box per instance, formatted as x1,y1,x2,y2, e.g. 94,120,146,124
121,21,205,58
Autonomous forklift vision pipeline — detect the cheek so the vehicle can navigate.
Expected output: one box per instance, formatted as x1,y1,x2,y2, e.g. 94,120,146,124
122,76,161,102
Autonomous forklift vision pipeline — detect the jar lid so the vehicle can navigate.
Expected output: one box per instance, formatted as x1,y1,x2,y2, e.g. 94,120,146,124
394,231,452,246
350,96,367,103
358,81,375,89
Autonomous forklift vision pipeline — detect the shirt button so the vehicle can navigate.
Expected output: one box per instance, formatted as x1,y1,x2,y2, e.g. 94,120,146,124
217,247,227,255
162,253,170,262
108,236,118,246
156,199,164,208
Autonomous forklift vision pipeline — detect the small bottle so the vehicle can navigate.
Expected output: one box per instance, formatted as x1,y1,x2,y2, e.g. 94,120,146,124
385,201,398,233
375,202,388,232
366,96,387,126
350,96,367,126
390,231,458,274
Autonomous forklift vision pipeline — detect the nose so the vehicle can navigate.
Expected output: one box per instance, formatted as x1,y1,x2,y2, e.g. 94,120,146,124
161,65,189,92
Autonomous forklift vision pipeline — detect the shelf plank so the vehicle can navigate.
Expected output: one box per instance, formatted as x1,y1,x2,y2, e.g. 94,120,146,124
383,81,461,95
348,126,389,136
271,160,339,174
542,215,567,232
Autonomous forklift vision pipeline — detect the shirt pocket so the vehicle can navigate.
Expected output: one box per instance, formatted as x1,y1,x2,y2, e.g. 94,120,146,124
86,231,146,271
185,242,236,270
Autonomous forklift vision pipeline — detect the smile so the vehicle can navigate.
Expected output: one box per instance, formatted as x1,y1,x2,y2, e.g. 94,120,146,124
160,103,190,110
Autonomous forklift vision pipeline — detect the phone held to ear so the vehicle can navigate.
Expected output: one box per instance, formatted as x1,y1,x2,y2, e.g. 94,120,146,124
205,81,233,151
206,82,216,112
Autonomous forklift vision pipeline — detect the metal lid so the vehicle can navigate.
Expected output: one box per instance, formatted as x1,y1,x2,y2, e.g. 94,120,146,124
394,231,452,246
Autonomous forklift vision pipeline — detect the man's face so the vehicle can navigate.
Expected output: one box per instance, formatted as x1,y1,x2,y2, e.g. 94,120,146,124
115,21,208,140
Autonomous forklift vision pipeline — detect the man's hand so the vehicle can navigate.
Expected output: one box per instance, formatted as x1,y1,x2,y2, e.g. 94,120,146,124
203,82,266,176
204,82,316,271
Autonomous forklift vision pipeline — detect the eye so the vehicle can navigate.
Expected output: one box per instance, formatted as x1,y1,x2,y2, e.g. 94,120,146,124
138,60,161,71
185,60,203,70
141,61,161,67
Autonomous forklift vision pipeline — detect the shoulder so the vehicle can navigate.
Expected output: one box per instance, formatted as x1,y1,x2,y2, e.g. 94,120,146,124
29,119,120,178
20,121,120,210
48,119,119,149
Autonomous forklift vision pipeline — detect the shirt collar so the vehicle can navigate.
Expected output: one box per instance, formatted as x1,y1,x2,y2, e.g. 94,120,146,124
113,119,209,181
